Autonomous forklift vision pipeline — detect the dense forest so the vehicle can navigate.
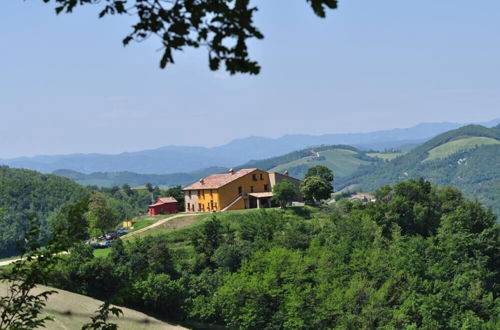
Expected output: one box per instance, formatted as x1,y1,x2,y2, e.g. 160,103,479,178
0,166,183,258
44,179,499,329
339,125,500,216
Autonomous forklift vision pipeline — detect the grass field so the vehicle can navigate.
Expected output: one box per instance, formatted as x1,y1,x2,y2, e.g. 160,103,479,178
0,283,185,330
366,152,405,161
271,148,374,178
127,207,324,250
424,136,500,162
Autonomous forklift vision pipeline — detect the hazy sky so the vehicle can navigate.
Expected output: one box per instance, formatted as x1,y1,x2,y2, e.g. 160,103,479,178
1,0,499,158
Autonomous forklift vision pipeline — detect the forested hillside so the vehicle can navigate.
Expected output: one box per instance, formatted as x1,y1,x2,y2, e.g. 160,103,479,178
339,125,500,215
44,180,499,328
0,166,183,258
0,166,88,257
53,167,226,188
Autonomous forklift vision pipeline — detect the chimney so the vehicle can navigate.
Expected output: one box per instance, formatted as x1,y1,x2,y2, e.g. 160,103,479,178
229,168,235,175
284,170,289,176
199,179,205,184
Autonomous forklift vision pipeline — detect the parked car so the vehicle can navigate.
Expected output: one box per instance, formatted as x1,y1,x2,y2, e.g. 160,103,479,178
116,227,128,236
99,240,113,248
105,232,118,240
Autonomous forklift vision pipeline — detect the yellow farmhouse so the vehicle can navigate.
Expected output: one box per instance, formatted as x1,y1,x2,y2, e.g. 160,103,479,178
183,168,302,212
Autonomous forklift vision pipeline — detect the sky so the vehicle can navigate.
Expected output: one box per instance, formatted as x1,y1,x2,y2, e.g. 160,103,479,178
1,0,499,158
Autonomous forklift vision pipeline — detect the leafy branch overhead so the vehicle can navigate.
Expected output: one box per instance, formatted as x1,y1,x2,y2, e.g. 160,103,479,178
40,0,338,74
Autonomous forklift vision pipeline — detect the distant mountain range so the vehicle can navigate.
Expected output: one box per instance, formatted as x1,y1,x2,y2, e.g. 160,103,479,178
1,118,498,175
55,145,392,188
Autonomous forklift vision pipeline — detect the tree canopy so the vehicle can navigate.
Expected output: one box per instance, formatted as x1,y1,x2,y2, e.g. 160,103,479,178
272,180,296,207
40,179,499,328
38,0,338,74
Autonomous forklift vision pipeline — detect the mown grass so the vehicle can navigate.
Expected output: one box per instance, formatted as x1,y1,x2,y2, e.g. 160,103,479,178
367,152,405,160
424,136,500,162
0,283,184,330
271,148,374,178
93,248,111,258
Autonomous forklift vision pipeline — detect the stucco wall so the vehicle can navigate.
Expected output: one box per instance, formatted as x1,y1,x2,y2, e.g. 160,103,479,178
218,169,271,210
269,172,303,202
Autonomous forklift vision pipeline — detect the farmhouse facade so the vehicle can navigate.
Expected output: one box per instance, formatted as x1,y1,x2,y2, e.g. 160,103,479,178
183,168,302,212
148,197,178,215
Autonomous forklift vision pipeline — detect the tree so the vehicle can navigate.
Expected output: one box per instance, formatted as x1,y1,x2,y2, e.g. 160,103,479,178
49,196,90,248
37,0,338,74
272,180,296,208
84,193,117,237
145,183,153,193
121,184,133,196
305,165,334,183
301,176,333,204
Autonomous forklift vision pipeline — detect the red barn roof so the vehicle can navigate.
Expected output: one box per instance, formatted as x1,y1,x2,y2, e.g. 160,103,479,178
149,197,177,207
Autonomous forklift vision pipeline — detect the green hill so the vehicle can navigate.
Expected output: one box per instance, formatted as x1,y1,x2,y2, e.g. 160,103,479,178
53,167,227,188
237,145,397,179
53,146,403,188
0,166,175,258
0,166,88,258
339,125,500,215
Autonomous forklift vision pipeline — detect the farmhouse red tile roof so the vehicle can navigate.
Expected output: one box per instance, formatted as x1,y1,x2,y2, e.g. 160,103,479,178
183,168,258,190
149,197,177,207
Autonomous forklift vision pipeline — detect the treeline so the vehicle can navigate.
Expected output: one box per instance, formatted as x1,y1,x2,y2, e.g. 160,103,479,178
46,179,499,328
0,166,183,258
53,166,226,188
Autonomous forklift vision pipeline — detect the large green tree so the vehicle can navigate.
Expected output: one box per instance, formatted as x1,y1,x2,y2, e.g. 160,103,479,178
37,0,338,74
305,165,334,182
84,192,118,236
301,176,333,203
272,180,296,207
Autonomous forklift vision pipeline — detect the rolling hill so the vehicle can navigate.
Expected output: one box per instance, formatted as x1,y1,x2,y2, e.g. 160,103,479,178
53,145,401,188
52,166,227,188
2,119,498,174
339,124,500,215
237,145,389,179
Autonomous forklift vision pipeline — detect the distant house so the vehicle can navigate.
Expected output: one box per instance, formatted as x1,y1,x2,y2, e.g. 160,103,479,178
148,197,178,215
348,193,375,203
183,168,302,212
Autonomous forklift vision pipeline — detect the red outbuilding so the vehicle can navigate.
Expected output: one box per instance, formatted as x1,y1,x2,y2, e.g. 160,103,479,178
148,197,178,216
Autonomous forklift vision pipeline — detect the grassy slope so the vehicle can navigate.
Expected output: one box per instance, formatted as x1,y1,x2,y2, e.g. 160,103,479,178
424,136,500,162
340,125,500,216
239,145,387,180
367,152,406,160
0,283,185,330
270,149,374,178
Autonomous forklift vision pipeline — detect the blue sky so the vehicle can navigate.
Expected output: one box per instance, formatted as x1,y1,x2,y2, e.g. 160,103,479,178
1,0,499,158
